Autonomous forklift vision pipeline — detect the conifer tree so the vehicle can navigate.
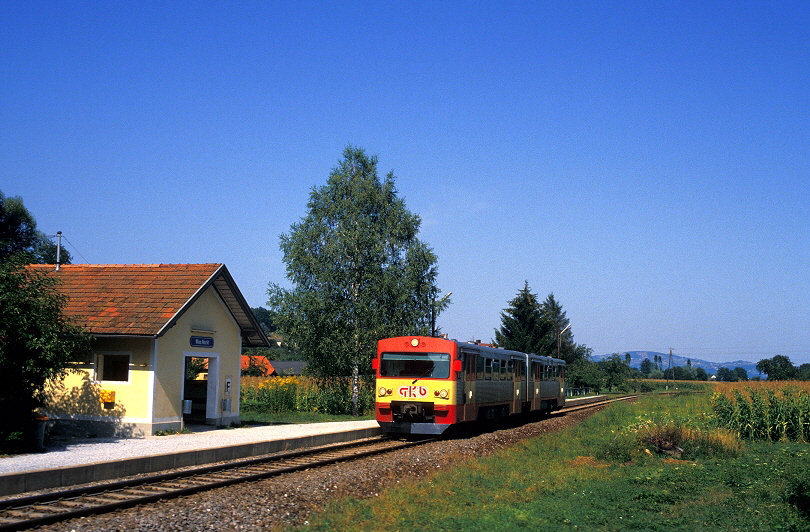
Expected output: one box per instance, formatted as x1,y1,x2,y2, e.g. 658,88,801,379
494,282,552,354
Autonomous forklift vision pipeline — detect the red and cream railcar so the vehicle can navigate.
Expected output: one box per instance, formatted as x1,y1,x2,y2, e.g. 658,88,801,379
373,336,566,435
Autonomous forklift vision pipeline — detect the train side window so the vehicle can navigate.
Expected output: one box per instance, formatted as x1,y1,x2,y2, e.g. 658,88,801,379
492,359,500,380
466,354,477,381
477,356,485,380
507,360,514,380
485,358,493,380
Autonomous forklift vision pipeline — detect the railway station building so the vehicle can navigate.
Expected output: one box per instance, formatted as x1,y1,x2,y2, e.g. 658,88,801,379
27,263,269,438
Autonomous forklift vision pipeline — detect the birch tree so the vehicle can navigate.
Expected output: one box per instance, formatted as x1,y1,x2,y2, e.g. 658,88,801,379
268,147,447,415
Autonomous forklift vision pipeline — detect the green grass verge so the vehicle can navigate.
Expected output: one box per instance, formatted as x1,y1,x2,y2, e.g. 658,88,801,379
303,394,810,531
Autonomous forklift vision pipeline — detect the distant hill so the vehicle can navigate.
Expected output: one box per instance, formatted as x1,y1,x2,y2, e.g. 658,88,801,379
591,351,759,379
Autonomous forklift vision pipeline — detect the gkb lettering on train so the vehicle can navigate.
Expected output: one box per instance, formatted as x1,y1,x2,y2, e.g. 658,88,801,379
398,385,428,398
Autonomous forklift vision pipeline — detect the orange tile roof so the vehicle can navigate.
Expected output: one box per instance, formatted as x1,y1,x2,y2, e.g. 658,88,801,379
26,264,223,336
241,355,274,375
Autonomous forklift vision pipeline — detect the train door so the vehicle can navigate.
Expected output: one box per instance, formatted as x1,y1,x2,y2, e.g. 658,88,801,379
513,354,529,413
460,350,478,422
531,360,541,411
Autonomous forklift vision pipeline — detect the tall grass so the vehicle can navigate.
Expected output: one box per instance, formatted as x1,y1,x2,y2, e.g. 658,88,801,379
590,394,742,462
628,379,713,393
711,382,810,442
240,376,374,416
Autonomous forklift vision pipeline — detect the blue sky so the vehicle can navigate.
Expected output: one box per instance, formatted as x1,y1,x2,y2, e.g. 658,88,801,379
2,2,808,364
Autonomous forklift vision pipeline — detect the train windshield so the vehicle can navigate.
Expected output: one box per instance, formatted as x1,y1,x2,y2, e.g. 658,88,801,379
379,352,451,379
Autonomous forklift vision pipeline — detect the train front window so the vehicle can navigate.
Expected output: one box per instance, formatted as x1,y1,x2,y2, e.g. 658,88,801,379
380,352,451,378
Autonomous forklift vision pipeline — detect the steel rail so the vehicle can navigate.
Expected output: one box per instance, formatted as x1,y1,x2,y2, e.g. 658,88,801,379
558,394,639,414
0,436,433,531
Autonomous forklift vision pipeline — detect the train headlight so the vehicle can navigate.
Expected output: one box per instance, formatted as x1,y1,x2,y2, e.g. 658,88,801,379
440,389,449,399
378,387,390,397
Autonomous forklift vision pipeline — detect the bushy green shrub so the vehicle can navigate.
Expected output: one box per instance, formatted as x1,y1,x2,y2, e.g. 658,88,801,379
240,376,374,416
785,476,810,519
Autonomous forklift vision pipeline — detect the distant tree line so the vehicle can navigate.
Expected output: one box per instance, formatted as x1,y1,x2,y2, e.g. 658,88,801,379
636,354,810,382
755,355,810,381
571,353,810,392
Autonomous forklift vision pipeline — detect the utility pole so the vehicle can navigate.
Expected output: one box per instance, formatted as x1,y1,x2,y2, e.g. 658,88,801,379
431,292,452,337
666,347,673,390
557,323,571,360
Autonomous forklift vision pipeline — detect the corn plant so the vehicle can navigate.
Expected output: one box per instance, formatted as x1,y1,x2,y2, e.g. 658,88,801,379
712,385,810,442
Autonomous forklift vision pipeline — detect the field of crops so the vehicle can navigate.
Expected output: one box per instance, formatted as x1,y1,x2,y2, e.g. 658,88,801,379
711,381,810,442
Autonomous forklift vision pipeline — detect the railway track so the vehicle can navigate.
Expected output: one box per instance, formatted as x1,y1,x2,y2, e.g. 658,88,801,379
560,394,639,413
0,436,432,531
0,395,634,531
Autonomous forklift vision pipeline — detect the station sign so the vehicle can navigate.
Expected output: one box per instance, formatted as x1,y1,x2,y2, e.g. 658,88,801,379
190,336,214,348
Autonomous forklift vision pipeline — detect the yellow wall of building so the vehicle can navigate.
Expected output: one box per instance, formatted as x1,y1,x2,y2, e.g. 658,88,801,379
45,337,154,436
153,287,242,427
46,286,243,436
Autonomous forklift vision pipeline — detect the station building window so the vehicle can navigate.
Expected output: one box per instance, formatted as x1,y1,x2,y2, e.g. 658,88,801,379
96,353,130,382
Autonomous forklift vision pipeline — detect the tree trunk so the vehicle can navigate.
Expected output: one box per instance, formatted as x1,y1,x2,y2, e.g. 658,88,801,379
351,362,359,417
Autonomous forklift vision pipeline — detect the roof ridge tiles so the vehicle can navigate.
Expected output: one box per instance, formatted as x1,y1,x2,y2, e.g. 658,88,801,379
29,263,221,267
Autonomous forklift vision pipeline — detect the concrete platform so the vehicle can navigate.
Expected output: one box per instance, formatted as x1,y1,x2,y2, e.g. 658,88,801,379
0,420,381,497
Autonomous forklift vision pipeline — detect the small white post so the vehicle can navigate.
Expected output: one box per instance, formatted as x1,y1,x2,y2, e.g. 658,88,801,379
55,231,62,270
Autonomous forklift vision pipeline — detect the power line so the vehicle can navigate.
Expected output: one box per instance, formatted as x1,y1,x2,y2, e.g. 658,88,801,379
62,235,89,263
46,233,90,264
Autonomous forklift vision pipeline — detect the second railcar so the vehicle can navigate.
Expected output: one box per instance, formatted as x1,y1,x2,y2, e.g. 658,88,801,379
373,336,566,435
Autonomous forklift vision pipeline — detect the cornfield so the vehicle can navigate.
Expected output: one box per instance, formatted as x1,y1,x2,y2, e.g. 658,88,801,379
711,382,810,442
240,376,375,416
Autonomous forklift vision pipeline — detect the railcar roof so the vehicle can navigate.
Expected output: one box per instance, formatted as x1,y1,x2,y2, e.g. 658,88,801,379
455,340,566,365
